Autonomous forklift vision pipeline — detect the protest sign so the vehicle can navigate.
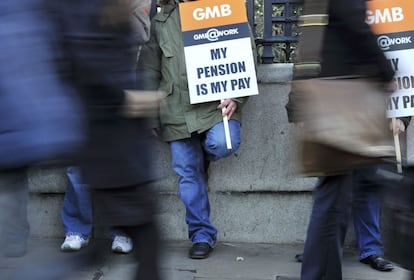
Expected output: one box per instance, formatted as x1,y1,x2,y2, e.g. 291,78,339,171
179,0,259,104
366,0,414,172
366,0,414,118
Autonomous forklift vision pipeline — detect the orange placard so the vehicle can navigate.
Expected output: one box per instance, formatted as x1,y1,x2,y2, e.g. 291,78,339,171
366,0,414,34
179,0,247,32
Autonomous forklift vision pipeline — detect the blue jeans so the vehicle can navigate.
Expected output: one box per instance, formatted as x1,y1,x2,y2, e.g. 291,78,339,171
61,167,126,238
352,167,383,260
170,120,241,247
61,167,93,239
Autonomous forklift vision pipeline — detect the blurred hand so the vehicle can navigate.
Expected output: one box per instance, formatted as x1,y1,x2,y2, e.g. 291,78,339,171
99,0,131,26
383,81,397,93
122,90,165,118
218,99,237,119
390,118,405,135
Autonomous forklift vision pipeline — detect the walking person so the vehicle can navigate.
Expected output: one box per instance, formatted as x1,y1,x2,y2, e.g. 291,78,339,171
60,0,156,255
51,0,163,278
0,0,86,260
1,0,163,279
286,0,395,278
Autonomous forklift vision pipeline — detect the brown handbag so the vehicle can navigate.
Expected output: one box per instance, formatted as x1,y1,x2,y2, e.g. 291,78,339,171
293,78,394,176
293,77,394,176
291,1,394,176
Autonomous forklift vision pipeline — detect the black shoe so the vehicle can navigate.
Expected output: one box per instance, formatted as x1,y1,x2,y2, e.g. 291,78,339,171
360,254,394,271
188,242,212,259
294,253,303,263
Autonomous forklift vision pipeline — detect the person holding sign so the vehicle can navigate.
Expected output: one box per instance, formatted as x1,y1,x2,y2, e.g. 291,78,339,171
137,0,254,259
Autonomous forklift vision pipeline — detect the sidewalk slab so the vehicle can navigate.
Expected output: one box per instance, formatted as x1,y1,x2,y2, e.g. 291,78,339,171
0,238,409,280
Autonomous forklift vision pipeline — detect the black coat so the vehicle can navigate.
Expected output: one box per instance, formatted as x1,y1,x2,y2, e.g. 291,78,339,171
55,0,158,189
286,0,395,123
320,0,394,81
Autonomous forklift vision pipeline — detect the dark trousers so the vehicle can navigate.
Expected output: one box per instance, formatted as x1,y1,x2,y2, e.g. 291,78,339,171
301,174,352,280
0,169,29,257
92,185,161,280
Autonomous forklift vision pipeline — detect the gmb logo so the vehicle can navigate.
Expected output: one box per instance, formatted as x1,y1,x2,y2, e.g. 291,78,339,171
193,28,239,42
377,35,412,50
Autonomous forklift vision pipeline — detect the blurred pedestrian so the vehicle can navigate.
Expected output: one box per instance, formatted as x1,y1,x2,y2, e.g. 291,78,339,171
286,0,395,278
1,0,163,279
51,0,162,279
0,0,86,259
60,0,156,256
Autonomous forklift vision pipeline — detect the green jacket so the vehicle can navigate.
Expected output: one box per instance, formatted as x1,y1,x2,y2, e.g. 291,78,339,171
138,1,253,142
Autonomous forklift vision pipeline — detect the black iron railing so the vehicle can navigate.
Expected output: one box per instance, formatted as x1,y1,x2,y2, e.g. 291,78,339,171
247,0,302,64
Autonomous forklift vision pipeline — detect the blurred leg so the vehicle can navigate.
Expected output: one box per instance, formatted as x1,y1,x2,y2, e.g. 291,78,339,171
301,174,352,280
0,169,29,257
92,185,161,279
123,222,160,280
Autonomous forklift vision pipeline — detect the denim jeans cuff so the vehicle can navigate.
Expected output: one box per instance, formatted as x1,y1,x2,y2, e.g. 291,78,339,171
359,250,383,260
193,239,216,248
66,232,90,240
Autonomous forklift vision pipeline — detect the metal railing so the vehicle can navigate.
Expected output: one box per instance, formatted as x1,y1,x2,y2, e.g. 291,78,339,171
247,0,302,64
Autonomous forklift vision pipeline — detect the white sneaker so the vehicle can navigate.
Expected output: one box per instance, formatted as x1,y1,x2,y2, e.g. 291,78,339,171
111,235,133,254
60,235,89,251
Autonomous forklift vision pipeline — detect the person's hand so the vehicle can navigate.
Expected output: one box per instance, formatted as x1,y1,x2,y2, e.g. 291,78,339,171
390,118,405,135
218,99,237,119
122,90,165,118
383,81,397,93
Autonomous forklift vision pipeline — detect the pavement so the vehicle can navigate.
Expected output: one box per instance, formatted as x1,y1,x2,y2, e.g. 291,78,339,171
0,238,411,280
